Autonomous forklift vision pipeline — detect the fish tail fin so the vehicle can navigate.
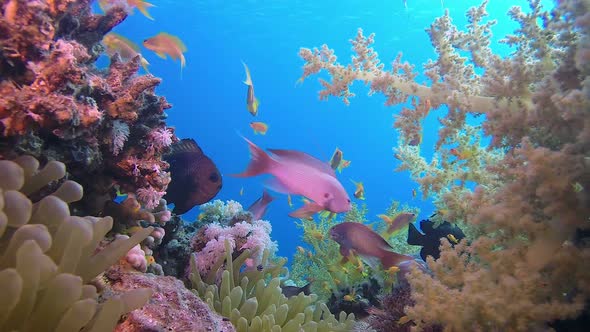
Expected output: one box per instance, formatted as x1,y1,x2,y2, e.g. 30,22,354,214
380,252,413,269
180,54,186,80
242,61,252,85
406,222,424,245
262,190,275,204
136,1,155,20
232,135,272,177
140,56,150,73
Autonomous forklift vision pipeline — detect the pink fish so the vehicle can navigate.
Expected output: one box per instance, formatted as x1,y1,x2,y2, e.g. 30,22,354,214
247,190,275,220
329,222,414,269
233,136,351,218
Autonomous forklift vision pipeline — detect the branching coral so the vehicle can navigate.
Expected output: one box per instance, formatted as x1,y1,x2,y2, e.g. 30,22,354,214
298,0,590,329
190,239,355,332
291,202,419,307
0,0,175,211
0,156,153,331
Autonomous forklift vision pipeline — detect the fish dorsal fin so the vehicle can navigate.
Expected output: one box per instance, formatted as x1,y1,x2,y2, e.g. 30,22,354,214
267,149,336,177
406,222,425,246
169,138,203,155
158,32,187,52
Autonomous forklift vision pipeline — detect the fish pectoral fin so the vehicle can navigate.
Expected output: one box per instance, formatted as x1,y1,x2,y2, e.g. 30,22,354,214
264,178,291,194
156,51,167,59
289,201,324,219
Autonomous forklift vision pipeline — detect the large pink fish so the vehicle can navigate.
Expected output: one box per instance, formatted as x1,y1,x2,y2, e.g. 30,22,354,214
247,190,275,220
233,137,351,218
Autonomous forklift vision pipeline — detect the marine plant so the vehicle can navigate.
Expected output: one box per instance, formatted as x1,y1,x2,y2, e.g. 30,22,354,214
189,239,355,332
0,156,153,331
298,0,589,330
291,202,419,303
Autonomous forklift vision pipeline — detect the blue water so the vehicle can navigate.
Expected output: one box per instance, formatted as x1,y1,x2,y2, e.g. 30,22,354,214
99,0,554,260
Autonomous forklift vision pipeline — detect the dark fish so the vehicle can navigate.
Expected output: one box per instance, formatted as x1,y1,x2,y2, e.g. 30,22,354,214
164,139,222,214
247,190,275,220
281,283,311,298
407,219,466,261
329,222,414,269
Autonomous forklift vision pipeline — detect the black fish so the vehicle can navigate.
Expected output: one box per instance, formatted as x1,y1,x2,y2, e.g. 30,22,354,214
407,219,465,261
164,139,222,214
281,283,311,298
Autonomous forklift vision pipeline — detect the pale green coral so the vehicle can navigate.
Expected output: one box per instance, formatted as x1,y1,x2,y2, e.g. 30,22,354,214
190,239,355,332
291,202,420,301
0,156,153,332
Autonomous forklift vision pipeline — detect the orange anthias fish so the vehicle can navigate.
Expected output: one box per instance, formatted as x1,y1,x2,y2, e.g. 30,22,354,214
143,32,187,75
250,121,268,135
103,33,150,72
378,212,416,233
99,0,155,20
350,180,365,200
329,222,414,269
242,61,260,116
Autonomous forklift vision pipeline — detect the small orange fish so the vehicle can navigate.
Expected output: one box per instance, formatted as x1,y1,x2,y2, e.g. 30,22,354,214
242,62,260,116
99,0,155,20
450,147,475,160
250,121,268,135
378,212,415,234
287,194,293,208
103,33,149,72
339,159,351,172
412,188,417,199
143,32,187,76
350,180,365,200
343,290,356,302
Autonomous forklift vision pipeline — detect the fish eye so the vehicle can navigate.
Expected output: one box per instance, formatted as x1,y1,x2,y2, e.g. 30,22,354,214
209,172,219,182
347,199,351,203
324,193,330,198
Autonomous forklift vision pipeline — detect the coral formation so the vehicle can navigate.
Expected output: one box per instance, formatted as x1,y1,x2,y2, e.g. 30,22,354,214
291,202,419,315
0,0,175,211
298,0,590,330
104,265,235,332
190,239,356,332
190,200,278,279
0,156,153,331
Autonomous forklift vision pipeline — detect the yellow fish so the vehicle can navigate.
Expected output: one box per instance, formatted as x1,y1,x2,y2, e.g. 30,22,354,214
242,61,260,116
239,187,244,196
287,194,293,208
447,234,459,244
350,179,365,200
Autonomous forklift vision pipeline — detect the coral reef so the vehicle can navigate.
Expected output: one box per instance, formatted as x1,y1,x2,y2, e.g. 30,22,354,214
190,200,278,279
291,202,419,306
0,156,153,331
104,265,235,332
0,0,175,211
298,0,590,330
190,239,356,332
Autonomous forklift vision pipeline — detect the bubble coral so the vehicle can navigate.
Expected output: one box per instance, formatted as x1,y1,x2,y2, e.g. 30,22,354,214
0,156,153,332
